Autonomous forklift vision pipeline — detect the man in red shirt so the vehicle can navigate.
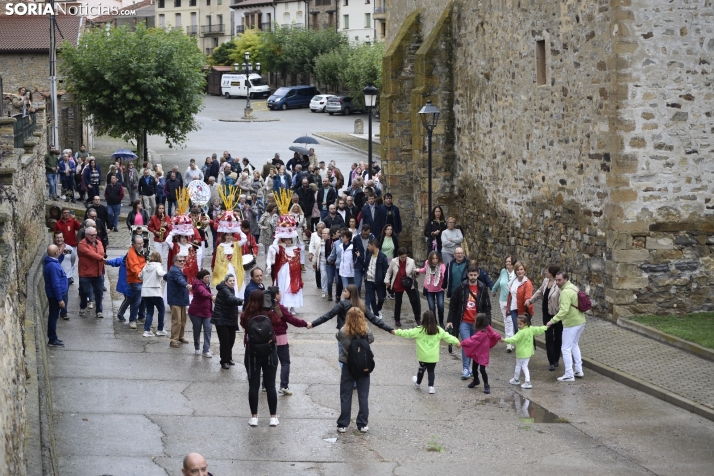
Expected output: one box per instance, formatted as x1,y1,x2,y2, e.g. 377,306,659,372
54,208,82,247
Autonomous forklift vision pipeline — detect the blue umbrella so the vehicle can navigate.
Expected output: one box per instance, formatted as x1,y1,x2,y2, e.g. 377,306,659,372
293,136,319,145
111,149,138,161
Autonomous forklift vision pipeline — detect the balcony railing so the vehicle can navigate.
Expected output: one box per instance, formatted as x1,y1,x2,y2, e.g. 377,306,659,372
236,25,244,34
13,113,36,149
205,47,214,55
201,23,225,34
374,6,386,14
186,25,198,35
260,22,271,31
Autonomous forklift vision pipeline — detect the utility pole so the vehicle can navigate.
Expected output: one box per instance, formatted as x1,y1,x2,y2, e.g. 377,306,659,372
49,0,59,146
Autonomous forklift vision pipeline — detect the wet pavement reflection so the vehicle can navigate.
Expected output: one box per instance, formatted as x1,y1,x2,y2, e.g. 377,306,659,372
481,391,565,424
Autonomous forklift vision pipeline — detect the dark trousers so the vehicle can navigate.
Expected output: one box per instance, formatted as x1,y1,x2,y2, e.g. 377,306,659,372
245,350,278,415
88,184,100,202
416,361,436,386
365,281,386,315
215,325,237,365
60,287,69,317
471,362,489,385
544,313,563,365
277,344,291,389
79,276,103,312
166,199,177,217
47,299,60,343
338,365,369,428
315,266,321,290
394,288,421,324
143,296,165,332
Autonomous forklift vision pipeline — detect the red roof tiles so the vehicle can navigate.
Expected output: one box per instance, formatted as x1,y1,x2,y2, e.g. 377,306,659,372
0,15,84,53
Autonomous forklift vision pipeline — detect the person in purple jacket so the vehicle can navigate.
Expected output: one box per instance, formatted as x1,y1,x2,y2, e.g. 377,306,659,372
188,269,215,358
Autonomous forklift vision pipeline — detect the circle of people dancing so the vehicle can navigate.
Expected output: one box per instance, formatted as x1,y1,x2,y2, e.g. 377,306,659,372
45,155,588,434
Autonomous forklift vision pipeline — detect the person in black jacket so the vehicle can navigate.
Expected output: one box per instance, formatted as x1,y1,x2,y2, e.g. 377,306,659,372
423,205,447,258
164,171,182,217
126,200,150,230
351,225,375,296
309,284,394,367
211,274,244,369
317,177,337,221
322,204,345,230
138,168,158,216
446,264,492,380
363,240,389,319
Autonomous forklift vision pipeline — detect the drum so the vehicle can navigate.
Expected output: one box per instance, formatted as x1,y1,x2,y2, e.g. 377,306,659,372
242,254,256,271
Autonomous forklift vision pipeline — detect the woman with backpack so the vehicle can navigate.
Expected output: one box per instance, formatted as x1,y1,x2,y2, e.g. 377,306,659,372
240,289,280,427
309,284,394,366
211,274,243,370
336,307,374,433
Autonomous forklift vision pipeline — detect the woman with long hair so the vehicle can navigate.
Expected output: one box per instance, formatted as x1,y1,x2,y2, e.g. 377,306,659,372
491,255,517,352
82,157,101,204
347,216,358,236
423,205,446,258
126,199,149,229
526,264,562,371
336,307,374,433
240,289,279,427
378,224,399,299
416,251,447,327
212,274,243,370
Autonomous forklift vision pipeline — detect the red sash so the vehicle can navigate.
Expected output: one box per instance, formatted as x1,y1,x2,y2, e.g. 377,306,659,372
274,246,303,294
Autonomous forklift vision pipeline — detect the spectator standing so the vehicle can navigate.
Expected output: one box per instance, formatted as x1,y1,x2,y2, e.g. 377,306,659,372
322,204,345,230
506,261,535,336
364,239,389,319
548,271,586,382
77,227,105,318
124,162,140,204
139,251,168,337
43,244,68,347
384,247,420,327
491,254,516,350
423,205,447,258
52,231,75,316
244,267,265,302
54,208,82,248
526,265,563,371
416,251,447,327
208,153,220,180
104,176,124,232
167,254,192,348
126,235,148,329
87,196,110,230
185,162,204,183
317,177,337,221
381,193,402,237
378,224,399,299
212,274,243,368
44,145,60,200
155,170,166,206
82,158,101,203
359,195,386,238
58,153,76,202
308,222,327,292
257,203,278,252
138,168,158,216
74,144,89,163
325,226,343,302
74,156,86,203
442,247,469,299
440,217,463,265
164,171,181,216
188,269,214,357
339,230,355,288
126,200,150,230
352,225,375,295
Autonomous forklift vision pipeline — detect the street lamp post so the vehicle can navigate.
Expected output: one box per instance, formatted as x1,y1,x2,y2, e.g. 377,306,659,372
418,100,441,219
363,83,378,180
235,52,260,118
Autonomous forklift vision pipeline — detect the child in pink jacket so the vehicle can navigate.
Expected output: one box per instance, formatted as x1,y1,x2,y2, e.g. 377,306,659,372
461,313,502,394
416,251,447,327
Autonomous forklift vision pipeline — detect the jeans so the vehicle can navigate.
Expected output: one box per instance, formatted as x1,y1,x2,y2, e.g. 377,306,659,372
459,321,476,371
341,275,354,288
189,314,211,352
515,357,531,382
364,281,386,315
128,283,143,322
245,349,278,415
337,365,369,428
394,288,421,324
561,324,585,378
277,344,291,389
166,199,177,217
426,290,445,327
543,312,563,365
320,209,329,221
326,264,337,297
510,309,520,335
61,175,74,198
47,299,60,343
353,267,364,296
143,296,165,332
215,325,237,364
60,286,69,317
416,361,436,387
107,204,121,230
79,276,103,312
47,173,58,197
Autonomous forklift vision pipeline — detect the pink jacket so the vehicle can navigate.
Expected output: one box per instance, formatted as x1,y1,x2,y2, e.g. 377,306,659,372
461,326,502,366
417,263,446,292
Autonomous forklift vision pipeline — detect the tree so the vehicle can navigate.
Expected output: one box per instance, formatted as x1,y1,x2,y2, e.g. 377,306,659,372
209,40,237,66
315,47,348,92
59,24,205,155
260,25,291,78
228,29,265,67
339,42,385,108
282,28,348,78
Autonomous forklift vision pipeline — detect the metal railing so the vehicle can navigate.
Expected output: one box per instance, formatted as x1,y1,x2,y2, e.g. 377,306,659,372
13,113,37,149
260,22,271,31
186,25,198,35
236,25,245,34
201,23,225,34
374,6,386,14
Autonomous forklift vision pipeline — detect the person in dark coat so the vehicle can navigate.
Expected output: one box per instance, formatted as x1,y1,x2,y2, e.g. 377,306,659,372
244,267,265,302
363,240,389,319
211,274,244,369
167,255,191,347
164,171,182,217
423,205,447,258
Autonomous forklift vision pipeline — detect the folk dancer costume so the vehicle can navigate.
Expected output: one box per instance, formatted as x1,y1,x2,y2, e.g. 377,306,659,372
147,210,173,267
211,185,247,297
266,189,304,312
166,188,200,296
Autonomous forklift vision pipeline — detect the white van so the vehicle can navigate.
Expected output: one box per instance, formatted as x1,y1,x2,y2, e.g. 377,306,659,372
220,74,271,99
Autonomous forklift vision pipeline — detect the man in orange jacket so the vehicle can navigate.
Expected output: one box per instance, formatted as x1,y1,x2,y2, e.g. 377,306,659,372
77,227,105,318
126,235,148,329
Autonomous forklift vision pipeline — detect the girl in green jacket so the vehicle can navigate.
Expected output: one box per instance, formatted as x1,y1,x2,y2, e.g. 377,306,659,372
394,311,461,394
502,315,547,389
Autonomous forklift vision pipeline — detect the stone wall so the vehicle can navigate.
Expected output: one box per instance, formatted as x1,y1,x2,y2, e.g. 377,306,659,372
0,107,50,475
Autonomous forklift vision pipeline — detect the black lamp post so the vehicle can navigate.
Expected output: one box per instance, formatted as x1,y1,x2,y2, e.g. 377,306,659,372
363,83,378,179
418,100,441,218
234,51,260,110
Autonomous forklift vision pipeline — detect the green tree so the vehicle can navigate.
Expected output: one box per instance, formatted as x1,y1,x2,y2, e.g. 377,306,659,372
209,39,238,66
228,29,265,67
260,25,291,78
339,42,385,108
60,25,205,154
282,28,348,77
315,47,348,92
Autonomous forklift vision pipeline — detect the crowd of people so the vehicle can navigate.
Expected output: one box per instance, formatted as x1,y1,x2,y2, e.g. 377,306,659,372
43,148,588,433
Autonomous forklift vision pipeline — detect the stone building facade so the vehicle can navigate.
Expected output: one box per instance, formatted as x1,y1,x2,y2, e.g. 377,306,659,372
381,0,713,319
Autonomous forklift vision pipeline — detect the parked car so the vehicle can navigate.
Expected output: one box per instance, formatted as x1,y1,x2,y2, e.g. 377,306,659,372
267,85,320,110
310,94,335,113
325,96,361,115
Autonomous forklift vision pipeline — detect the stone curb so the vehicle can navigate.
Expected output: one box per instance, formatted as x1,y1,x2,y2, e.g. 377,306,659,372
616,318,714,363
312,133,381,160
489,316,714,423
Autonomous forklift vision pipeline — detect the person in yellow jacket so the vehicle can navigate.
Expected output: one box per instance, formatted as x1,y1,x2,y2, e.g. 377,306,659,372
547,271,587,382
502,315,547,389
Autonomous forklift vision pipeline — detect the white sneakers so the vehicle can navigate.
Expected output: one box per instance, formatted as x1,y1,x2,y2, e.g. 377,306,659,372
506,344,514,353
321,293,326,298
195,349,201,355
129,321,137,329
412,375,420,388
155,330,168,336
509,378,520,385
574,371,585,378
337,426,347,433
249,417,258,427
203,352,213,358
359,426,369,432
557,375,575,382
521,382,532,389
279,387,293,396
428,386,435,394
270,417,279,426
143,331,155,337
88,302,94,309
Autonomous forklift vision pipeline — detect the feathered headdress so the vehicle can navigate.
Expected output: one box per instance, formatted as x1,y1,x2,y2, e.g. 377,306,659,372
172,187,195,236
275,188,292,216
217,184,241,233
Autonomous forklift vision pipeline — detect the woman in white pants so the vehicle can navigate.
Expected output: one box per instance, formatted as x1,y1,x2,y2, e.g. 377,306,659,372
491,255,516,351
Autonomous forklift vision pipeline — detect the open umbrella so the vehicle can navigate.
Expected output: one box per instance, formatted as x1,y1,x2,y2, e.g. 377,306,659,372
289,145,310,155
293,136,319,145
111,149,138,161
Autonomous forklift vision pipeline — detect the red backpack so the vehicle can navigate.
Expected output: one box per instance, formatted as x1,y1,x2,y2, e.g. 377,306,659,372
576,290,592,312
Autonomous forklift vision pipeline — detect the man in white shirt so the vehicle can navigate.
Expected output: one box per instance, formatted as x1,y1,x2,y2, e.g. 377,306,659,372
184,161,204,183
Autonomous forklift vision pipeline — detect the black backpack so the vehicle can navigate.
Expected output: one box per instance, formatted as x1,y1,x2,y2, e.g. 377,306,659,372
246,315,275,357
347,334,375,377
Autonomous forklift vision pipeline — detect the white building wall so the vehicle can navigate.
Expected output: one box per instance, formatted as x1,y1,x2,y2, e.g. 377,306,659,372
339,0,373,43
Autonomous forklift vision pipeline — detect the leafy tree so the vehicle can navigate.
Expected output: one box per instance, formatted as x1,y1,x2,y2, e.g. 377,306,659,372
209,40,237,66
315,47,348,92
260,24,291,78
282,28,348,77
339,42,385,108
59,25,205,154
228,29,265,68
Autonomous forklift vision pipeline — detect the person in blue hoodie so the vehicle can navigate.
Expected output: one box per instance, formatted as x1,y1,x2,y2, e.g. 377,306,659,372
43,245,68,347
106,254,143,322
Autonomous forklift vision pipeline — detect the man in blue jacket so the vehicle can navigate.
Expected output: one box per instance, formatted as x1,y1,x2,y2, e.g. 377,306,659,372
244,267,265,302
43,244,68,347
364,240,389,319
351,225,375,296
166,254,191,348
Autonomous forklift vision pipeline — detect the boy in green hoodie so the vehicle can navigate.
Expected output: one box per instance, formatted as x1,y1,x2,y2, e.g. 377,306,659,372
394,311,461,394
502,315,547,389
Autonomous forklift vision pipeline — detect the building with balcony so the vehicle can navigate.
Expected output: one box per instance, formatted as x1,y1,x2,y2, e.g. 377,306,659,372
91,0,156,29
155,0,232,56
230,0,307,35
338,0,374,43
372,0,385,41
